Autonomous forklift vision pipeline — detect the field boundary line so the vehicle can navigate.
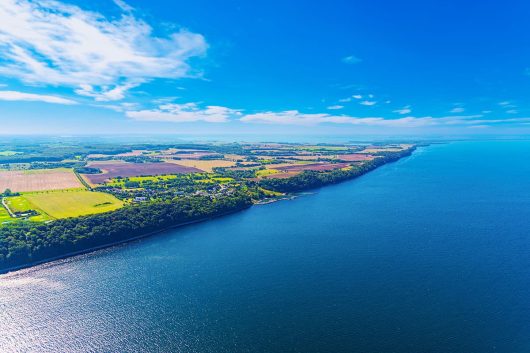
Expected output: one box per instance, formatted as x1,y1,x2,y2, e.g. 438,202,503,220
74,171,92,190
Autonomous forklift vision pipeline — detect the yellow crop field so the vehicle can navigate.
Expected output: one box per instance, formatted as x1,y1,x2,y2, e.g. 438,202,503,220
23,190,124,219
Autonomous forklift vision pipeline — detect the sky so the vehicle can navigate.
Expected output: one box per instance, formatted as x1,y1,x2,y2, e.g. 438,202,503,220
1,0,530,137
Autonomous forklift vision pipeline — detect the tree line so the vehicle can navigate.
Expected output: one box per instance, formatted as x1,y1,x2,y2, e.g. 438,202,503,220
0,192,252,272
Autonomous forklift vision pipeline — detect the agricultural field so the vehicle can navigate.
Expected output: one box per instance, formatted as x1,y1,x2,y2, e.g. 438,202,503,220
3,195,52,222
0,206,14,224
0,139,416,226
23,190,124,219
336,154,377,162
0,168,83,192
256,169,280,177
161,151,219,159
83,162,202,184
260,172,300,179
166,159,236,172
274,163,350,172
105,175,179,187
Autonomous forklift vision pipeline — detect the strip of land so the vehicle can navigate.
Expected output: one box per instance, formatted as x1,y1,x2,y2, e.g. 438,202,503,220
0,141,417,272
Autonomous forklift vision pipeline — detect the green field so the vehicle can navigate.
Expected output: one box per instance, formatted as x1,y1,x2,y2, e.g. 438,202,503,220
256,169,279,177
23,190,124,219
106,175,178,187
3,196,52,222
0,206,14,224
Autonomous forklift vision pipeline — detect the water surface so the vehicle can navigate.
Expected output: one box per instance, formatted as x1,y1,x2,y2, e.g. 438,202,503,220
2,141,530,352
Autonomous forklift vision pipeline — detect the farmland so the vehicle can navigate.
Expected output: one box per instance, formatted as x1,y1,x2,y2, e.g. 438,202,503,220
336,154,377,162
83,162,202,184
274,163,350,172
0,138,417,271
0,168,83,192
166,159,236,172
23,190,124,219
3,196,52,222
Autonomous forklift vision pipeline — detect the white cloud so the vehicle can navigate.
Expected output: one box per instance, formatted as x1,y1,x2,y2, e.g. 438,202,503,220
113,0,134,12
239,111,506,128
126,103,241,123
450,107,465,113
506,109,518,114
499,101,511,106
327,105,344,110
342,55,361,64
352,95,362,99
360,100,376,106
0,0,207,100
0,90,76,104
75,83,139,101
338,97,352,103
393,106,411,115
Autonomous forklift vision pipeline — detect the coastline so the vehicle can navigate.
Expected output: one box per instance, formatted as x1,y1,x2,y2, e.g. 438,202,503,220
0,207,249,275
0,148,416,275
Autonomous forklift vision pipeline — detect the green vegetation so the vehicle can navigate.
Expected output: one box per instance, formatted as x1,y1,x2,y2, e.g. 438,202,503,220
259,148,414,193
0,138,417,272
3,196,52,222
23,190,124,219
0,207,13,224
256,169,279,177
0,192,252,270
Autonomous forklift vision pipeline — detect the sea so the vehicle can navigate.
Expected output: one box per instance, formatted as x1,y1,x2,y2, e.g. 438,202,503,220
2,140,530,352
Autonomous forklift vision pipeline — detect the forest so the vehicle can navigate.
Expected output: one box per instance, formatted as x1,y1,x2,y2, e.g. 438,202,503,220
0,192,252,271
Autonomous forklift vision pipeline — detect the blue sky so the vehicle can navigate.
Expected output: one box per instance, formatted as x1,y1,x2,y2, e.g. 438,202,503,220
1,0,530,137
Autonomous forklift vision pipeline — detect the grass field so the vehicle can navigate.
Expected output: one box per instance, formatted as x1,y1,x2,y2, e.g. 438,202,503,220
0,168,83,192
0,206,14,224
3,196,52,222
256,169,280,177
23,190,124,219
106,175,178,187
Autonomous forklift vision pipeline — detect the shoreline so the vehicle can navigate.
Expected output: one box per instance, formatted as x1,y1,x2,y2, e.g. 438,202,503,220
0,149,417,275
0,207,249,275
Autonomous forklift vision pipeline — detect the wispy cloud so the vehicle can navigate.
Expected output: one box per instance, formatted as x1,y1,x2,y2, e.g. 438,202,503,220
0,0,207,101
393,106,411,115
327,105,344,110
360,100,376,106
239,111,521,128
352,95,362,99
75,83,139,101
342,55,362,64
450,107,465,113
126,103,241,123
113,0,134,12
0,90,76,104
506,109,518,114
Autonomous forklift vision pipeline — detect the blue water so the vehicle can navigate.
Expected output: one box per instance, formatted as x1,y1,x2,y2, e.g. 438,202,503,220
2,141,530,352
